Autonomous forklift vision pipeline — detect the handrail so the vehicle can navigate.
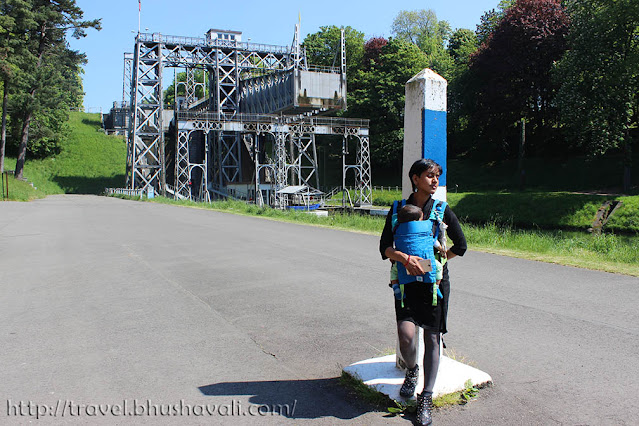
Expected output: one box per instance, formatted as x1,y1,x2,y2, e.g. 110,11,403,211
137,32,291,55
176,111,369,128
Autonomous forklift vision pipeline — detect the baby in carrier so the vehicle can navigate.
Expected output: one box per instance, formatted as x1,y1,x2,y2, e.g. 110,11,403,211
390,204,447,306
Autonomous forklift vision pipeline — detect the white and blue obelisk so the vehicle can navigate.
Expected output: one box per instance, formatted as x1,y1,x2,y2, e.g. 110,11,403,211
402,69,447,201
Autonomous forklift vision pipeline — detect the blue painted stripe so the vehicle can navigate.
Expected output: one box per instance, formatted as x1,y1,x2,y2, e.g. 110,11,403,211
422,109,447,186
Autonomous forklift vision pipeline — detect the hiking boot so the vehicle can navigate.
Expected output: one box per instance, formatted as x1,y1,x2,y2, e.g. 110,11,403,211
415,392,434,426
399,365,419,397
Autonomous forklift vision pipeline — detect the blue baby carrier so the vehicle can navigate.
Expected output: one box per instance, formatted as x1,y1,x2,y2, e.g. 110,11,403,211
391,199,447,305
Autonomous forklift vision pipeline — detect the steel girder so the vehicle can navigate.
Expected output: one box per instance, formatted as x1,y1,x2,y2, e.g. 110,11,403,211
288,127,319,189
175,67,206,107
126,32,371,207
342,132,372,207
174,129,210,202
122,53,133,105
355,135,372,205
240,71,294,115
212,131,242,188
127,39,164,192
127,33,294,194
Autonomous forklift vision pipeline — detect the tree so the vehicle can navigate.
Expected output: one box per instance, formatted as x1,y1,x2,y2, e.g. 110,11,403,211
469,0,569,158
391,9,450,48
475,0,516,45
391,9,453,79
349,38,429,169
362,37,387,70
554,0,639,191
0,0,34,172
446,29,479,156
9,0,100,179
448,29,478,66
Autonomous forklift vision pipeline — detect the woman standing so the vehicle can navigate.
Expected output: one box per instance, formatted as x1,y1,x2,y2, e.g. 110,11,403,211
379,159,466,426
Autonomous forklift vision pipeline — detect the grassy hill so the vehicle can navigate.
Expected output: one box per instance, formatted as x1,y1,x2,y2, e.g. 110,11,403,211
2,112,126,201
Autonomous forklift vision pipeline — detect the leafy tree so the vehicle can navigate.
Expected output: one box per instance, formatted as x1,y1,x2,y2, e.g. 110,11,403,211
448,28,478,65
446,29,479,156
362,37,387,69
391,9,453,79
469,0,569,158
349,38,428,169
391,9,450,48
7,0,100,179
554,0,638,191
0,0,34,172
475,0,516,45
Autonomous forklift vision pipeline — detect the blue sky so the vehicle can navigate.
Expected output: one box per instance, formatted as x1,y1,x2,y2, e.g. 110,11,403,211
69,0,501,112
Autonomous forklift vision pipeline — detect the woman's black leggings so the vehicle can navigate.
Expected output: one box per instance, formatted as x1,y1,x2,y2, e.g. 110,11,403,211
421,330,441,395
397,321,441,395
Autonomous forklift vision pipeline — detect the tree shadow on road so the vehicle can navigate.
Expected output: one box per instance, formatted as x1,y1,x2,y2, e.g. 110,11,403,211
199,377,377,420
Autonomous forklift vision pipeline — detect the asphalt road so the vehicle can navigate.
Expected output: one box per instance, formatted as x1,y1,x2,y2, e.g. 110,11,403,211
1,195,637,425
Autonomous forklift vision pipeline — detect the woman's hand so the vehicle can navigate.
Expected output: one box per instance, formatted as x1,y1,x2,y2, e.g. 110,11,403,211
404,255,425,276
384,247,425,275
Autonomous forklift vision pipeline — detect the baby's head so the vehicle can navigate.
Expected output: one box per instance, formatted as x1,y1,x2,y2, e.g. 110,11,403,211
397,204,423,223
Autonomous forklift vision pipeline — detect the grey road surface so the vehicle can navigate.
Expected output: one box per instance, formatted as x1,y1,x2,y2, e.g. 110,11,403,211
1,195,637,425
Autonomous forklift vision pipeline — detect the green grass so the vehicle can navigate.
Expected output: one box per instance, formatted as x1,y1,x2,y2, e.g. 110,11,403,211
0,173,39,201
465,222,639,276
371,189,639,234
2,112,126,200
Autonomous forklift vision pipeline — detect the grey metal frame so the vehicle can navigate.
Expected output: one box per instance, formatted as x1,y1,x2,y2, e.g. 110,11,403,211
126,27,372,207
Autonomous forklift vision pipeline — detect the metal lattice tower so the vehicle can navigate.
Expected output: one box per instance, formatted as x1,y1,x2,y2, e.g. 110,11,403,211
122,53,133,105
126,26,372,207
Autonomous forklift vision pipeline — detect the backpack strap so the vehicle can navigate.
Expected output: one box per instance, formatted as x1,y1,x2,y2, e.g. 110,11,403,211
429,200,448,239
391,199,407,232
428,200,448,221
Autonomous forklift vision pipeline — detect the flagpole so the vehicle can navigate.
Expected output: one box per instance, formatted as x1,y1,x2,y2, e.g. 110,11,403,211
138,0,141,34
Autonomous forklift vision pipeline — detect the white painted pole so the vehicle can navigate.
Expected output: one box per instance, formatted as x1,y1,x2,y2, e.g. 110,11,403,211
397,69,448,370
402,69,447,201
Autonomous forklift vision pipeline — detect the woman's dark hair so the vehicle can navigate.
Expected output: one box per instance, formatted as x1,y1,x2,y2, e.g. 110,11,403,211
408,159,442,191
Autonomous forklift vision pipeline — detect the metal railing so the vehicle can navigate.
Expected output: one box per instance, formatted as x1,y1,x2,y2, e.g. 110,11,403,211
176,111,369,128
137,33,290,55
305,65,341,74
177,111,279,123
105,187,144,197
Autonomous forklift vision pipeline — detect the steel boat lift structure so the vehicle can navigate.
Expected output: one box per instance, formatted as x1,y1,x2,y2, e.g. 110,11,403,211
124,24,372,208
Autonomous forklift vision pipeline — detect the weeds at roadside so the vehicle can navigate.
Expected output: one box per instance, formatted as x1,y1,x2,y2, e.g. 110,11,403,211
339,370,486,418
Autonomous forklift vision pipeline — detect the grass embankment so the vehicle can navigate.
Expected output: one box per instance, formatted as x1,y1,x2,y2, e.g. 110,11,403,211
114,195,639,277
372,190,639,234
2,112,126,201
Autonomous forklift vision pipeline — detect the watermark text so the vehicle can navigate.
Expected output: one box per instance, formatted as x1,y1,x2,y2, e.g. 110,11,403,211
6,399,296,419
